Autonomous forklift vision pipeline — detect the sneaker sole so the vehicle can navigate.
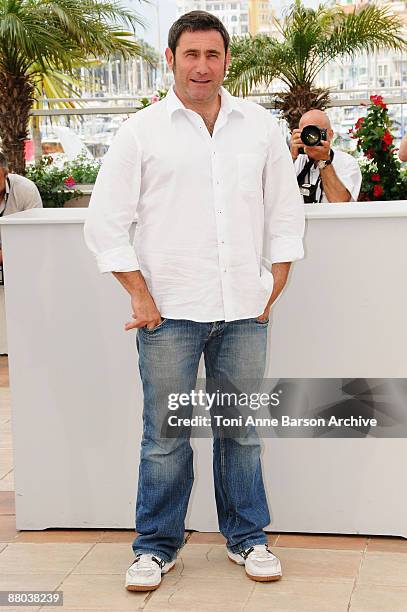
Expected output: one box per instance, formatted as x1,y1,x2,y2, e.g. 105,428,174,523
228,555,282,582
125,561,175,591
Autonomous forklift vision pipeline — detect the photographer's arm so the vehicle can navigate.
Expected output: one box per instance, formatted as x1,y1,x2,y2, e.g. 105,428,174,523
304,142,351,203
319,164,351,203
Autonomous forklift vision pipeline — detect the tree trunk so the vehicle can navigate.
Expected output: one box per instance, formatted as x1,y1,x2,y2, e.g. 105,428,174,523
275,84,331,132
32,116,43,165
0,71,35,174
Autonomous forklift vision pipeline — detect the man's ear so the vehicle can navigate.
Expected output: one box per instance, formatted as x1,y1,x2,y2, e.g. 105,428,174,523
165,48,174,72
225,48,231,72
328,128,334,142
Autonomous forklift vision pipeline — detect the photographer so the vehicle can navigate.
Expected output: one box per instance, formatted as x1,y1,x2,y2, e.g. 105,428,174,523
291,109,362,203
0,151,43,266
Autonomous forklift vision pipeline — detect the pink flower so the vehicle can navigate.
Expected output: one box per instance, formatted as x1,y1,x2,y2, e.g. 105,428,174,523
64,176,76,189
151,95,160,104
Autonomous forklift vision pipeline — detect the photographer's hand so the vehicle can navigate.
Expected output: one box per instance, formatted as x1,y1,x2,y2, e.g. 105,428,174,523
304,140,331,161
290,129,303,160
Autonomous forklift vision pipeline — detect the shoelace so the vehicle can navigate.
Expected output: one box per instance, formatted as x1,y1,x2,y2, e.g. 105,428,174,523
128,554,164,575
243,545,278,563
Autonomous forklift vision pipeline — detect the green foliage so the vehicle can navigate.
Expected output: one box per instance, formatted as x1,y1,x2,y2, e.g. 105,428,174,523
137,90,168,109
0,0,148,76
224,0,406,129
226,0,405,95
63,154,101,184
25,154,101,207
350,96,405,201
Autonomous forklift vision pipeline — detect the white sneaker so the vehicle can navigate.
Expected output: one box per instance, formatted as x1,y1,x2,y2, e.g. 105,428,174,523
125,553,176,591
227,544,282,582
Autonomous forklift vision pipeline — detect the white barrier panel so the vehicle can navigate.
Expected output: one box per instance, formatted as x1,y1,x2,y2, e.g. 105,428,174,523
1,204,406,536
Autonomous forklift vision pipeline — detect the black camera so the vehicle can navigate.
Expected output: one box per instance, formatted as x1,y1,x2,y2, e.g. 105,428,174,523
300,125,328,147
299,182,319,204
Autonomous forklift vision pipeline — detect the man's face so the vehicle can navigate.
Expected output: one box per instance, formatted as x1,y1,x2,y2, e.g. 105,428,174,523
165,29,231,105
0,169,7,194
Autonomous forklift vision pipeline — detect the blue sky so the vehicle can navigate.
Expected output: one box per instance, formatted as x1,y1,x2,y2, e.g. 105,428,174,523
126,0,319,53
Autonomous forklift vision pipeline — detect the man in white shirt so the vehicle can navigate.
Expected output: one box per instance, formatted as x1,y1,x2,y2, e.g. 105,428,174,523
84,10,304,591
291,109,362,203
0,152,43,267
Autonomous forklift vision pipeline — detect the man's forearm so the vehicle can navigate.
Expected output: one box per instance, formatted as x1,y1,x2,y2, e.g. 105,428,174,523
266,262,292,309
112,270,148,297
320,165,351,202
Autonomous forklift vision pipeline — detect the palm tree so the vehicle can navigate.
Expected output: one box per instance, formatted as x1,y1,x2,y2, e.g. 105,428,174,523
0,0,148,173
224,0,406,131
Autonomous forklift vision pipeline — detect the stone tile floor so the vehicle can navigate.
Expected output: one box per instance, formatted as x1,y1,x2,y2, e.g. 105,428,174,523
1,356,406,611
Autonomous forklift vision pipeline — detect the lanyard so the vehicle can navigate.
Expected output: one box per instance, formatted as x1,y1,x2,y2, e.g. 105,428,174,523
306,168,323,203
0,177,10,217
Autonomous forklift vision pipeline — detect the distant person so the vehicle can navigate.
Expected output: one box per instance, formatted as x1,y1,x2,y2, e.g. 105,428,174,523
399,133,407,162
291,109,362,203
0,152,43,266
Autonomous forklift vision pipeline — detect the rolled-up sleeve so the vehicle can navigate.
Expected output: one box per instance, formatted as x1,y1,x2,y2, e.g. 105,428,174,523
83,119,141,273
262,117,305,264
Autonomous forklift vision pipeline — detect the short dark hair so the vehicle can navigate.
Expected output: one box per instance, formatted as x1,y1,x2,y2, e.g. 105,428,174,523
168,11,230,56
0,152,8,170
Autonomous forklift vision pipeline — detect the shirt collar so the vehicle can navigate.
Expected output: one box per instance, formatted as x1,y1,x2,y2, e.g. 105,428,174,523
165,84,244,118
0,175,10,205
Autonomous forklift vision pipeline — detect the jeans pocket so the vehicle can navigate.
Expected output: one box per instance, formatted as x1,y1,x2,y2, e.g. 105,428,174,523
142,318,168,333
254,317,269,325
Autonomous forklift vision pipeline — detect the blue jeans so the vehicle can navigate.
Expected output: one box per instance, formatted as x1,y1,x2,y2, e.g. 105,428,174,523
132,318,271,562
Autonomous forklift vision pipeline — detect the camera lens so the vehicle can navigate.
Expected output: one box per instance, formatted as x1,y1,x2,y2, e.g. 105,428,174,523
301,125,322,147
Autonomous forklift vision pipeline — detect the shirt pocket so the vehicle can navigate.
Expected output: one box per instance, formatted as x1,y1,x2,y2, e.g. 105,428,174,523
237,153,264,193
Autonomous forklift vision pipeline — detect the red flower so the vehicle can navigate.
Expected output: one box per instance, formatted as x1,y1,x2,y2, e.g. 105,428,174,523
382,131,393,145
365,149,374,159
371,173,381,182
355,117,364,129
64,176,76,189
370,95,387,109
373,184,383,198
382,142,388,151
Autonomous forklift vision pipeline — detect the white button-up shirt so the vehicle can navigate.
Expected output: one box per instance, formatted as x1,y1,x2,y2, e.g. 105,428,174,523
84,85,305,322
